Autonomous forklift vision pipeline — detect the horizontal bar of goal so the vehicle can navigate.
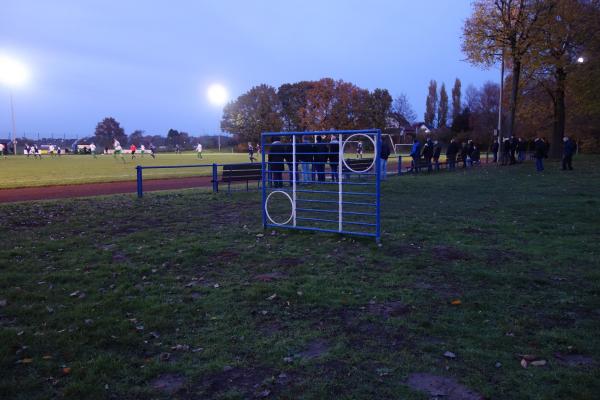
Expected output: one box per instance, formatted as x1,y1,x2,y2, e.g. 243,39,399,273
294,189,376,196
295,208,376,217
295,216,377,227
267,180,374,186
295,199,376,207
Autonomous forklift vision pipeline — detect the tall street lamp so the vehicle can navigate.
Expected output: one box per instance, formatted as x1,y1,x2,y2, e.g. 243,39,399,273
0,55,30,155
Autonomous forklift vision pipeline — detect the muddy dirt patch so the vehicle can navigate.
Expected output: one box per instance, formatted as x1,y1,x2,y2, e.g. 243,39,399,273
432,245,471,262
150,373,187,395
215,250,240,262
296,339,330,360
406,373,483,400
367,301,410,318
554,353,596,367
254,272,288,282
197,366,282,398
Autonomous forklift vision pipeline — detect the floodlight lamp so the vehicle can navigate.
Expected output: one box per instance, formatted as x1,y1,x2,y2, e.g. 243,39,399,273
0,55,29,87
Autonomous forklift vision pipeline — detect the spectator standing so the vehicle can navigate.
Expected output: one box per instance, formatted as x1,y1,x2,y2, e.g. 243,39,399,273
534,137,547,172
467,140,475,167
471,144,481,166
509,137,518,165
282,139,295,185
328,135,339,182
313,136,327,182
491,140,499,163
380,139,391,180
501,138,511,166
460,142,469,168
298,136,314,183
268,137,284,187
517,138,526,162
562,136,576,171
446,138,459,170
422,138,434,172
409,138,422,173
433,140,442,171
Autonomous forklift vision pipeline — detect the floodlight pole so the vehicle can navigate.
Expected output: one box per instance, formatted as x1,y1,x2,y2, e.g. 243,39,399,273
496,48,505,164
10,90,17,156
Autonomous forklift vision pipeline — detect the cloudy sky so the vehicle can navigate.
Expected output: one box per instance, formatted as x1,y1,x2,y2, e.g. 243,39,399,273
0,0,498,138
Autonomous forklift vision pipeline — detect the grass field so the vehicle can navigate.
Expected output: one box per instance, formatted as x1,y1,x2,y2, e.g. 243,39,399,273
0,151,404,190
0,152,254,189
1,157,599,399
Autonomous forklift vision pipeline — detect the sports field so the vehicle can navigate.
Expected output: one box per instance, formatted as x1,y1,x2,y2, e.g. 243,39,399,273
0,152,253,189
1,157,598,399
0,151,396,190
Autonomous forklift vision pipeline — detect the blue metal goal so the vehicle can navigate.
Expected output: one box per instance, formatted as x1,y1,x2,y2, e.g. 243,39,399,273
261,129,381,242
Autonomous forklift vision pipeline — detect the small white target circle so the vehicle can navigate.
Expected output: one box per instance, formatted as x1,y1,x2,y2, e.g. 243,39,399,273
265,190,294,226
342,133,377,174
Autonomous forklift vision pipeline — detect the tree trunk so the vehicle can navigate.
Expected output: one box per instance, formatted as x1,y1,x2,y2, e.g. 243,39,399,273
507,58,521,138
551,67,567,159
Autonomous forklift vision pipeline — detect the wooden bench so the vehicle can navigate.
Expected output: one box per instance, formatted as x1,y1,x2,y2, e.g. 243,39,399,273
214,163,262,192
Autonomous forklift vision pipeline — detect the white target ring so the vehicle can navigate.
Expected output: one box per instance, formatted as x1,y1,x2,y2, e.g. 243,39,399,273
265,190,294,226
342,133,377,174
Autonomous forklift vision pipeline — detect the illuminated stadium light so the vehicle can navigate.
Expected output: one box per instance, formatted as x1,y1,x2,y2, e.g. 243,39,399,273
0,54,30,87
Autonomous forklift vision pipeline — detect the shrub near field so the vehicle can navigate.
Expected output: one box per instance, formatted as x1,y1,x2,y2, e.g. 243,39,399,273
0,158,599,399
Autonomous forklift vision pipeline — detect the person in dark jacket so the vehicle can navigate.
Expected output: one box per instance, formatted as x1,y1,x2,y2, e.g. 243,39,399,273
517,137,526,162
282,139,295,186
268,137,284,187
509,136,518,165
460,142,469,168
491,140,499,163
446,138,459,170
501,138,511,165
562,136,576,170
432,140,442,171
297,136,314,182
422,138,434,172
534,137,547,172
409,138,422,173
328,135,340,182
471,144,481,165
467,140,475,167
313,136,328,182
380,139,391,180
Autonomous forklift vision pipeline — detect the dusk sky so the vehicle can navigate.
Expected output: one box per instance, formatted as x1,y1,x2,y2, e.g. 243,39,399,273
0,0,499,138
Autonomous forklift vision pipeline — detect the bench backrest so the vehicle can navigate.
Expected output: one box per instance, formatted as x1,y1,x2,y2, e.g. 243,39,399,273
222,163,262,182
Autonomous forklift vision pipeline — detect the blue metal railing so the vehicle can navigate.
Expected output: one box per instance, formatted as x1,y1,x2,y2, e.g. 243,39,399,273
135,162,261,198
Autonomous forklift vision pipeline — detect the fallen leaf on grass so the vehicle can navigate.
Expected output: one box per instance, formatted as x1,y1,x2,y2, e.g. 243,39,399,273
531,360,547,367
17,358,33,364
43,355,53,360
450,299,462,305
62,367,71,375
520,359,528,368
267,294,277,301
